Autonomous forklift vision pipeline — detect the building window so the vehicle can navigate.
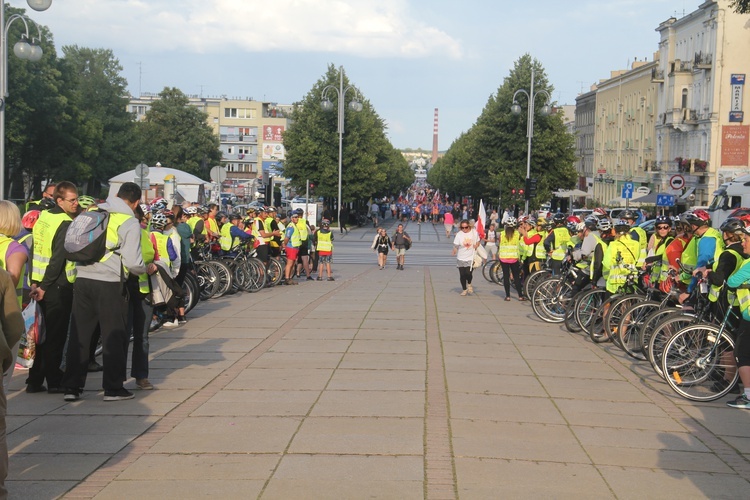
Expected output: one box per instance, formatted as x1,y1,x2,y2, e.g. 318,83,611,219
227,146,234,155
225,108,238,118
681,89,688,109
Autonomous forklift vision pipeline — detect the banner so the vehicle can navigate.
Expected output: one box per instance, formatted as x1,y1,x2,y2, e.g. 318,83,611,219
721,125,750,167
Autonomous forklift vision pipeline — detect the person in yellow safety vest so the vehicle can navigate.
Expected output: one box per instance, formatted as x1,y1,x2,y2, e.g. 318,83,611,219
205,203,221,242
604,219,641,294
149,212,179,274
497,217,525,301
27,181,79,394
313,218,335,281
679,209,725,304
293,208,313,280
724,221,750,408
645,215,674,287
704,217,748,323
184,205,204,250
61,181,156,402
25,182,56,212
282,213,302,285
218,212,251,255
620,209,647,263
544,212,572,276
519,216,547,277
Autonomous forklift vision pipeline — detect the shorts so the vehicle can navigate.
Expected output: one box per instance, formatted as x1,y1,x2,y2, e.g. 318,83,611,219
298,240,309,256
285,247,299,261
395,247,406,256
319,254,332,263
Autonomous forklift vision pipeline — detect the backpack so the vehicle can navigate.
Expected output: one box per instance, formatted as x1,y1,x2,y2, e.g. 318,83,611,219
64,209,111,263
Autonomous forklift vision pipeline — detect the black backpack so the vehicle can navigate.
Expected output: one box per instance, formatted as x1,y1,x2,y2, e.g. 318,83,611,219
64,209,111,263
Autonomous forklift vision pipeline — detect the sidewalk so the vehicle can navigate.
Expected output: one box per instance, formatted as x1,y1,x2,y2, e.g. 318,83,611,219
6,262,750,499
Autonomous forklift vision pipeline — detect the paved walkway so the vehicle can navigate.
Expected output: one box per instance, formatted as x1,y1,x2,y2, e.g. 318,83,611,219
6,255,750,498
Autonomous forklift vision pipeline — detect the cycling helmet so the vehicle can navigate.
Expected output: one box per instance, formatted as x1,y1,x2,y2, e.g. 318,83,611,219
184,206,198,215
593,207,608,216
39,198,56,210
321,219,330,227
536,217,548,227
567,220,581,233
216,211,228,220
139,203,150,214
162,209,174,219
150,197,167,212
505,217,517,228
654,215,671,226
720,217,746,234
150,212,168,229
613,219,631,234
566,215,582,225
197,205,209,215
518,215,530,225
552,212,566,224
584,216,599,230
21,210,40,230
77,195,96,209
229,212,241,221
683,209,710,226
620,209,637,220
295,208,304,215
287,210,295,219
597,218,612,232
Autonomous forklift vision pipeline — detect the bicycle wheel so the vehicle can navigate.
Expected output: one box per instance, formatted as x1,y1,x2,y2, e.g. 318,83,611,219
524,269,550,299
647,312,696,379
207,261,232,298
482,259,498,283
242,258,266,293
604,294,642,349
182,273,199,313
267,257,284,287
490,260,503,285
589,295,619,343
616,300,660,360
661,324,737,402
575,288,609,335
564,289,589,333
195,261,219,300
638,307,681,359
531,278,573,323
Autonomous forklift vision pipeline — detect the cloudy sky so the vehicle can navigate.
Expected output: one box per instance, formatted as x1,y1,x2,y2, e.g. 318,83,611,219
23,0,688,150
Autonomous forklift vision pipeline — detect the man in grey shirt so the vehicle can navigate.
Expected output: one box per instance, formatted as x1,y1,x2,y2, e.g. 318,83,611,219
63,182,155,402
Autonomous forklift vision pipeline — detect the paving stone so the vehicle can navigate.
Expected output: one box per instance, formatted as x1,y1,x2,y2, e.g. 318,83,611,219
538,376,652,402
6,480,78,499
339,353,426,370
268,339,352,353
289,417,423,455
598,465,749,499
327,369,425,391
525,358,623,380
585,446,733,473
573,425,710,452
555,399,685,431
94,479,266,499
250,351,343,369
116,454,278,480
226,368,333,391
448,393,566,424
446,372,546,397
310,390,424,417
191,390,320,417
347,339,426,354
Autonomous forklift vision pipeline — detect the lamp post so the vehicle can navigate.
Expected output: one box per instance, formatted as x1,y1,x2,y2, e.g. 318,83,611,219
0,0,52,200
511,66,551,215
321,66,362,232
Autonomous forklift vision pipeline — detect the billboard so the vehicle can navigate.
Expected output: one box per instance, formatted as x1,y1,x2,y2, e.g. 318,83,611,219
721,125,749,167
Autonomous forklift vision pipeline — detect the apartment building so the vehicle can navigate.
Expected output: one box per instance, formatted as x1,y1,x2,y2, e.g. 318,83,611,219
653,0,750,205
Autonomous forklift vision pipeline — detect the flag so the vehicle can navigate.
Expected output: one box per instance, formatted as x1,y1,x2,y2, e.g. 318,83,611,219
476,200,487,240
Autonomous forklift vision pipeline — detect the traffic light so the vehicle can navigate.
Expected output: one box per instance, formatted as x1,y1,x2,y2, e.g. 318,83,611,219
308,181,315,195
525,178,537,200
519,189,524,197
511,188,516,195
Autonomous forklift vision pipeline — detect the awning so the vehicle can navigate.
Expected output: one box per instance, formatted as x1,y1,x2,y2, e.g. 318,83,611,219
554,189,591,197
680,187,696,200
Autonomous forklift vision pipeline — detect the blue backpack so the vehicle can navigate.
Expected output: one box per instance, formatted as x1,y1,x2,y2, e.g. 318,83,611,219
64,209,111,263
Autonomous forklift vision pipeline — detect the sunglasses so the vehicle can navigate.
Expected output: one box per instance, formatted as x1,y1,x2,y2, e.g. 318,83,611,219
656,225,670,230
460,225,469,229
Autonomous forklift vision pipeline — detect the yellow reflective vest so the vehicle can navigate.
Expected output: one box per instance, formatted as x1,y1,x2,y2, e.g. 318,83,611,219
498,230,521,260
31,210,76,284
550,226,571,261
316,230,333,252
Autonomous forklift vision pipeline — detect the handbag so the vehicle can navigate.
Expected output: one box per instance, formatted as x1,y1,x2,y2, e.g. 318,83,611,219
22,299,45,345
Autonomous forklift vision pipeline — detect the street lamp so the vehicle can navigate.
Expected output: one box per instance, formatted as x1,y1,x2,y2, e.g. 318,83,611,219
0,0,52,200
511,66,551,215
321,66,363,232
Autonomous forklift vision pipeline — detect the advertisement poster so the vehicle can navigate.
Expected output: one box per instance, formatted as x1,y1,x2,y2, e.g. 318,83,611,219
262,143,286,160
721,125,749,166
263,125,285,142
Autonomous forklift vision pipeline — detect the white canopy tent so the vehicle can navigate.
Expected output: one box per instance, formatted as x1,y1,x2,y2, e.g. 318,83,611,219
553,189,590,198
109,167,209,204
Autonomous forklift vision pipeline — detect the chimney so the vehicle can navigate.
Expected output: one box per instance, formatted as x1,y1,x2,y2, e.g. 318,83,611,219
431,108,439,164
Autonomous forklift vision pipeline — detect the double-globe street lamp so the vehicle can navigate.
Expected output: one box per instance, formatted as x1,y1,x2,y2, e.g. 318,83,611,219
320,66,362,231
511,66,551,215
0,0,53,200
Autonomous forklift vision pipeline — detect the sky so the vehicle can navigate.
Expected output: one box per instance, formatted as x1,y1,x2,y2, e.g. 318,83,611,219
19,0,694,151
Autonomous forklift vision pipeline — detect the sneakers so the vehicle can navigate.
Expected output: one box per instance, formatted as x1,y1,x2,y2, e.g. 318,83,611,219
64,389,82,402
103,388,135,401
467,284,473,295
316,276,323,281
727,394,750,408
26,384,47,393
327,277,335,281
177,316,187,325
149,318,161,332
162,319,179,329
460,289,468,296
87,361,103,372
136,378,154,390
307,276,314,281
284,279,298,286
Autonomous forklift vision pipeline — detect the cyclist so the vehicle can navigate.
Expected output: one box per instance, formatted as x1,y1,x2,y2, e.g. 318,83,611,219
604,219,640,294
725,221,750,408
544,212,571,276
679,209,725,303
645,215,674,287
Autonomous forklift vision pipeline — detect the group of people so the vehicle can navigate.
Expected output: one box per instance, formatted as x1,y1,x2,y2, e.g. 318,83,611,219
370,224,412,270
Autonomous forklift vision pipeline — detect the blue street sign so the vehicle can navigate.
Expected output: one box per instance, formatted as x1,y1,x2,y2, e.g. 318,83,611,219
656,194,676,207
621,185,633,199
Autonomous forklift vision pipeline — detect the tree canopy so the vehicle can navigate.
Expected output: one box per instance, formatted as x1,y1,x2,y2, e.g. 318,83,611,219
282,64,412,204
428,54,576,208
731,0,750,13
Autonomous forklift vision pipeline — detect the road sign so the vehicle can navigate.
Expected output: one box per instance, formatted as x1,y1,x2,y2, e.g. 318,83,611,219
669,174,685,190
135,177,150,190
621,182,634,200
656,194,676,207
210,165,227,183
135,163,149,178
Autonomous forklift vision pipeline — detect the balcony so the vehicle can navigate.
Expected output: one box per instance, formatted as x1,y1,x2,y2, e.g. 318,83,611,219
694,51,712,70
670,59,692,74
683,109,699,124
651,68,664,82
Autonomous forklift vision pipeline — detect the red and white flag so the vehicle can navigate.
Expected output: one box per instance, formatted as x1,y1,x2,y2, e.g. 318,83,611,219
476,200,487,239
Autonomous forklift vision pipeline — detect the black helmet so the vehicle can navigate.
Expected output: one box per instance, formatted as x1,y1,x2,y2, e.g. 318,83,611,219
720,217,746,235
216,211,228,220
654,215,671,227
584,216,599,230
683,209,710,226
613,219,631,234
621,209,637,221
552,212,566,224
39,198,56,210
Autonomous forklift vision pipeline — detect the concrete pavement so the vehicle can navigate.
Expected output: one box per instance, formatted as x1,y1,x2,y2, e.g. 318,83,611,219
6,229,750,498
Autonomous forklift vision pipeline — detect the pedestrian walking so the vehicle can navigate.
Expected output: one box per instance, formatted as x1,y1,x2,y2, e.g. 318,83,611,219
484,222,498,260
391,224,411,270
372,228,391,269
443,211,454,238
452,219,480,296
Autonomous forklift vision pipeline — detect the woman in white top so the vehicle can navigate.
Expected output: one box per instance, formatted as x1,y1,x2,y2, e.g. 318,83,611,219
484,222,498,260
452,219,481,296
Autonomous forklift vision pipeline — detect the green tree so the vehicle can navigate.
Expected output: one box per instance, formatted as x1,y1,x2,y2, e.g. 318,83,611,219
731,0,750,13
133,87,222,178
432,54,576,209
282,64,411,205
60,46,138,196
